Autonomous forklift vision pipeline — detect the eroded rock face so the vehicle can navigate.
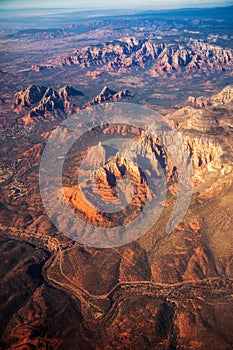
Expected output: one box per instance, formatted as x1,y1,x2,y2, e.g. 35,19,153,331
210,85,233,106
36,37,233,76
60,125,175,232
169,107,219,132
61,106,232,232
14,84,131,125
188,85,233,108
58,85,84,100
14,84,83,124
166,87,233,199
85,141,106,169
86,86,132,106
188,96,210,108
14,85,47,110
62,151,150,228
31,87,65,114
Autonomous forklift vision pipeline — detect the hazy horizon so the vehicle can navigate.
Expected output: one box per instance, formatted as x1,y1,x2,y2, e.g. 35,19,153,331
0,0,233,10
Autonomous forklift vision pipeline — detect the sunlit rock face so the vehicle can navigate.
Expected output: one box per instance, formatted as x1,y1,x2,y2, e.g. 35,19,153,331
34,37,233,77
188,85,233,108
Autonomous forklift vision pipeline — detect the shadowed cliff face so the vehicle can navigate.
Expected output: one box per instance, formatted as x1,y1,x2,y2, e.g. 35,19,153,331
86,86,132,106
12,84,132,127
13,85,84,125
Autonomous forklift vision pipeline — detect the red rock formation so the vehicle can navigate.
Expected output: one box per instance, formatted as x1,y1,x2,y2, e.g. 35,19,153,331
86,86,132,106
63,152,149,228
14,85,47,111
14,84,83,124
188,96,210,108
35,37,233,76
58,85,83,100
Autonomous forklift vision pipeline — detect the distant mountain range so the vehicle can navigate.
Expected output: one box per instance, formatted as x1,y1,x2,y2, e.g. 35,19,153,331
32,37,233,77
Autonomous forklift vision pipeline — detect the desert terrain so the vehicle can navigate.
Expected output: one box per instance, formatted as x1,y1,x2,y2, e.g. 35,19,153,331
0,5,233,349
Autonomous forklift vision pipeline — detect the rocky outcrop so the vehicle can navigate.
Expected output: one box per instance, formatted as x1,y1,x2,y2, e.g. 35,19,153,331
63,147,150,228
14,84,131,124
186,137,223,173
31,87,65,114
58,85,83,100
85,141,106,169
210,85,233,106
14,85,47,110
86,70,105,79
150,40,233,75
187,96,210,108
14,84,83,123
15,84,82,108
188,85,233,108
52,36,144,69
166,106,220,132
87,86,132,106
61,128,173,231
31,64,54,72
166,87,233,197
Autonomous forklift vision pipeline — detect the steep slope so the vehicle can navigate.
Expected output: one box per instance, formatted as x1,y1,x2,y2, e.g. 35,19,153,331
14,84,84,124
